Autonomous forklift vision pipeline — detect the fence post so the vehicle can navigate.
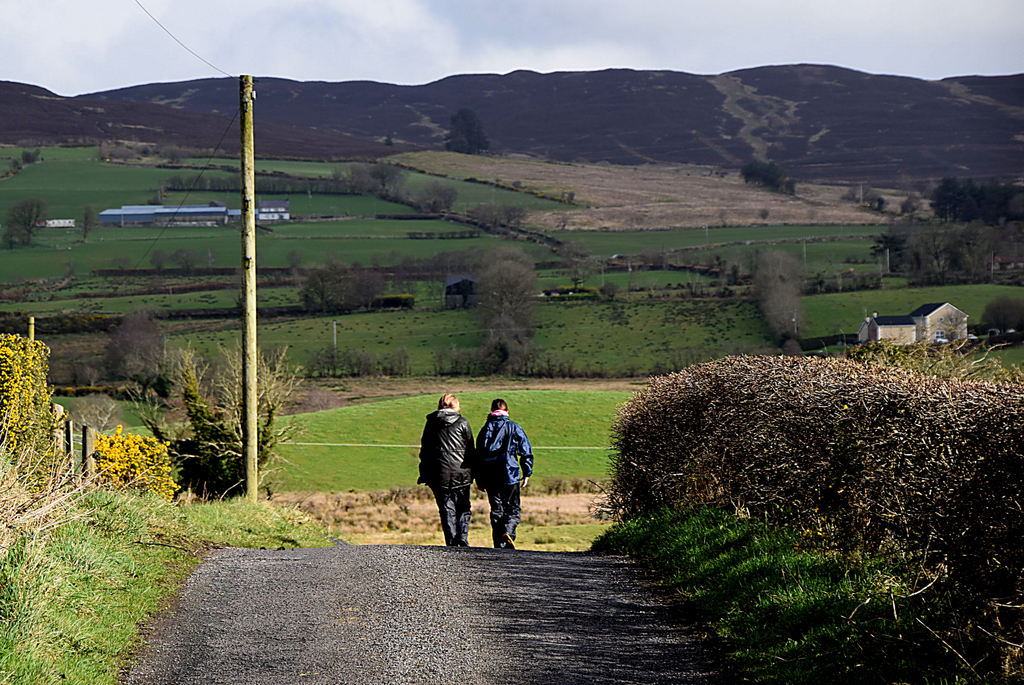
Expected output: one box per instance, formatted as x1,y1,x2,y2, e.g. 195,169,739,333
82,425,96,478
52,403,65,458
66,417,79,483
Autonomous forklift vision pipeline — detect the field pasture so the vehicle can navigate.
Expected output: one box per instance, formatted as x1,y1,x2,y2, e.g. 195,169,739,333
390,150,889,229
272,390,629,492
2,145,1021,386
158,298,772,377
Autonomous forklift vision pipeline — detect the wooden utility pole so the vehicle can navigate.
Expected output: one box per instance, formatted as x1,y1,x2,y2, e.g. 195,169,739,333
240,75,258,502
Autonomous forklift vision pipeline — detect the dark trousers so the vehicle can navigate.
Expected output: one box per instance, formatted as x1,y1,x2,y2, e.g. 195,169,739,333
486,482,521,548
431,485,471,546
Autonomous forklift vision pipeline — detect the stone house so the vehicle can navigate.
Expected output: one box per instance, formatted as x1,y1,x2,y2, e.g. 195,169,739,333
857,302,968,344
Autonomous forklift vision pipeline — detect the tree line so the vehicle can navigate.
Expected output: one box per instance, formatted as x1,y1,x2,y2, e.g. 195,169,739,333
930,176,1024,225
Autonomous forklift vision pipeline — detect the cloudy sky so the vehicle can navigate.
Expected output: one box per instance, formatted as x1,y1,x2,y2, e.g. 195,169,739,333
6,0,1022,96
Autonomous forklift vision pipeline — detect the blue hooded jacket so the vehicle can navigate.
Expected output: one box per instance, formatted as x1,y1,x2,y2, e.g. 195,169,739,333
474,412,533,487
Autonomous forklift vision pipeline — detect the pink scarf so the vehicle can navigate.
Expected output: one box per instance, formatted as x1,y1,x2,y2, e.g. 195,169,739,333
489,410,509,418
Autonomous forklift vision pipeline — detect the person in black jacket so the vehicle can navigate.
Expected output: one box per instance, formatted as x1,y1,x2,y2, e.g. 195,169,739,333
417,393,475,546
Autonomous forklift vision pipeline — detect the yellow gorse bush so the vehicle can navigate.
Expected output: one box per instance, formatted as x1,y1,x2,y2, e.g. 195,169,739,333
0,333,57,458
94,426,177,501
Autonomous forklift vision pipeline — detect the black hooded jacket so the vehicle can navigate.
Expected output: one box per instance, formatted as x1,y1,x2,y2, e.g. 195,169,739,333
418,409,474,489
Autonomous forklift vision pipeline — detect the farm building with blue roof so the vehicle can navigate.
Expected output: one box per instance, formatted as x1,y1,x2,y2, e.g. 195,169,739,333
99,204,241,226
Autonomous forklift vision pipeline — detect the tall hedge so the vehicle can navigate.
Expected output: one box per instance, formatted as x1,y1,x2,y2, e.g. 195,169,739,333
0,334,56,459
610,355,1023,678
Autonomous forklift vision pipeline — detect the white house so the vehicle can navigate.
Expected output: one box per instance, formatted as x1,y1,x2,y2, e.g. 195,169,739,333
257,199,290,222
857,302,968,344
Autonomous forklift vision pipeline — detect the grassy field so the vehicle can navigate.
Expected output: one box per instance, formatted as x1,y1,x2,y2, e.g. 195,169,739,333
553,224,883,256
272,390,629,492
199,156,570,212
0,217,549,281
536,267,717,291
166,298,774,376
0,148,563,221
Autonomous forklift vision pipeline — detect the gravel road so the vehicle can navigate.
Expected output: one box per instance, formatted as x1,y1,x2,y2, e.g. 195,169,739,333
126,544,720,684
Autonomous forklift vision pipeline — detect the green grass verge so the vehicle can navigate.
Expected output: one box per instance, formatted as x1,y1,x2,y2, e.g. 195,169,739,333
273,390,629,492
0,489,330,684
593,507,966,684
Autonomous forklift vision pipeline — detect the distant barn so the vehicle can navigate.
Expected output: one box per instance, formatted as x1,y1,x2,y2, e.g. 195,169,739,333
99,203,239,226
445,274,477,309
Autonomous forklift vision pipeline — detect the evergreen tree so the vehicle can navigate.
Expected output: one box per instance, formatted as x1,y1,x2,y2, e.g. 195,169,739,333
445,108,489,155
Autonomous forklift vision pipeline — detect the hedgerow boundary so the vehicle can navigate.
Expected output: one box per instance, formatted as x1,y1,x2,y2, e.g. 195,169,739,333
608,355,1023,681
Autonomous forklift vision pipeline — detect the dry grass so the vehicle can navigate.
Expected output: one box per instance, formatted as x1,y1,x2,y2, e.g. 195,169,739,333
0,445,82,553
390,150,888,230
273,488,609,551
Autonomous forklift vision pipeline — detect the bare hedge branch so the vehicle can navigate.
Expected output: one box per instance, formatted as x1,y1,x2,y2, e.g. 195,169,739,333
609,355,1023,678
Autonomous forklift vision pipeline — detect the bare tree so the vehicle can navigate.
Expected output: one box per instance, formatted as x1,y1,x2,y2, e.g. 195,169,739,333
559,241,598,288
171,248,198,274
753,249,804,340
5,197,46,246
368,163,405,196
105,311,165,385
150,249,169,271
81,205,98,240
414,180,458,212
475,246,538,372
353,269,385,309
69,394,123,432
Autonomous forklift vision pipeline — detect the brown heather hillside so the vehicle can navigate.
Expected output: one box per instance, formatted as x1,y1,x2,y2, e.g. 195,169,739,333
0,81,408,159
82,65,1024,186
392,150,892,229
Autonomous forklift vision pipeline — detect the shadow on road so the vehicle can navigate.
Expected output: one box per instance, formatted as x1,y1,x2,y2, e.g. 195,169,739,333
464,548,721,684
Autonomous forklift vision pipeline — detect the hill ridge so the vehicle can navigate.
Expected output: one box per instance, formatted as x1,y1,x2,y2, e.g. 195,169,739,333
3,64,1022,185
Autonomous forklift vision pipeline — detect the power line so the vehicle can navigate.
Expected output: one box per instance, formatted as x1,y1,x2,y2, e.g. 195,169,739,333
131,0,234,78
135,106,240,268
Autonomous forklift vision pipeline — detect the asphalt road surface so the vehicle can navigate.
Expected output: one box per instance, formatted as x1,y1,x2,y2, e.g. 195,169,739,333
126,544,721,684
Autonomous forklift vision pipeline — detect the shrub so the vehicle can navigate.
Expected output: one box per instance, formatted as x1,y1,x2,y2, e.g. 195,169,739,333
0,334,57,459
609,355,1023,679
371,293,415,309
94,427,177,501
847,339,1021,383
141,346,300,497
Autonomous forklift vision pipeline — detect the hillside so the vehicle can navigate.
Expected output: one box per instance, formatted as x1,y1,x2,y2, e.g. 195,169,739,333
79,65,1024,185
0,81,406,160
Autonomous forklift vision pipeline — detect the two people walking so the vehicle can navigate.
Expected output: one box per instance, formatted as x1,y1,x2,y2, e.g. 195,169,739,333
417,395,533,548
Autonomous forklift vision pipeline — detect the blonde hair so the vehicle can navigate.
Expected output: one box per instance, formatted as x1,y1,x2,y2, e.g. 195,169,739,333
438,393,460,412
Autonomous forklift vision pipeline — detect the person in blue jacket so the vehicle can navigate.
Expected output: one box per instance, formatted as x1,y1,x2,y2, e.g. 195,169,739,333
474,398,533,549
